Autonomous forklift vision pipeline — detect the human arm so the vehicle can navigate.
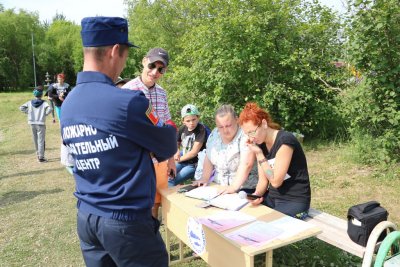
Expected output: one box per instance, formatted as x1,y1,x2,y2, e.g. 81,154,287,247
195,154,214,186
255,144,293,188
47,84,55,100
59,92,65,101
19,102,29,113
127,92,177,162
177,141,204,162
247,160,269,205
45,102,53,116
167,157,176,177
178,124,206,162
174,142,181,161
221,146,256,194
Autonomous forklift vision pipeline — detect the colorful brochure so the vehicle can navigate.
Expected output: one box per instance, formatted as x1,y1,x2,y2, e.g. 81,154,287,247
198,211,256,232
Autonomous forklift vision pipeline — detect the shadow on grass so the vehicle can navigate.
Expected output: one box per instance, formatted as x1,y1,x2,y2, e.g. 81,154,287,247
0,188,63,207
0,147,58,157
0,167,65,181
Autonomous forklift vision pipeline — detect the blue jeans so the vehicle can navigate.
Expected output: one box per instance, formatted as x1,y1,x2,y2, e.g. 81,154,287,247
55,105,61,120
168,162,196,187
263,194,310,218
77,211,168,267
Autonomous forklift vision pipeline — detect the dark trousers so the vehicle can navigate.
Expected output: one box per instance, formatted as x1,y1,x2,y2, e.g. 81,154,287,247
77,211,168,267
263,194,309,217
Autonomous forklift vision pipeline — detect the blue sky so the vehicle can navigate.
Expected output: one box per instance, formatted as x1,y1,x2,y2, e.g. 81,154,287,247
1,0,127,23
2,0,345,24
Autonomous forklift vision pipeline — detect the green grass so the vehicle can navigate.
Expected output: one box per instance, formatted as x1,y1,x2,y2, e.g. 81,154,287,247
1,92,399,266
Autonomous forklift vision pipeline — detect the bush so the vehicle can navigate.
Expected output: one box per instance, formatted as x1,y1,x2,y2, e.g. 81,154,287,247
344,0,400,164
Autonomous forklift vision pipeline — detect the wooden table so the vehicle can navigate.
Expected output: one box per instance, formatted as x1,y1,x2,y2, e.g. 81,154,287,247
160,186,321,267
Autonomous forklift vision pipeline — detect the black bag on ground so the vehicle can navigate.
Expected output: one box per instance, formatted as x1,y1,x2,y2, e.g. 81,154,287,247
347,201,388,247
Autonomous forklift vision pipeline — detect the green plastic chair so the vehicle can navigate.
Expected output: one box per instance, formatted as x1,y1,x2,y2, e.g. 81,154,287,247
374,231,400,267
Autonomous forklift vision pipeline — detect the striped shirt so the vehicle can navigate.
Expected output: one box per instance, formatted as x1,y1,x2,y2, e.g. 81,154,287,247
122,77,171,123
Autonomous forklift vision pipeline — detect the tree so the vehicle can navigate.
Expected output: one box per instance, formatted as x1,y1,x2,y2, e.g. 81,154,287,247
342,0,400,163
0,9,43,89
126,0,345,136
36,20,81,86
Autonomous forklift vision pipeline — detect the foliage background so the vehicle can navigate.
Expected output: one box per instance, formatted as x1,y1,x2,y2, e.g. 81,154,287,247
0,0,399,165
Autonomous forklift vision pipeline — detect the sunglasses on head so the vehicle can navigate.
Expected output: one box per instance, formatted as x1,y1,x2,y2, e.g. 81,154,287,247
148,62,166,74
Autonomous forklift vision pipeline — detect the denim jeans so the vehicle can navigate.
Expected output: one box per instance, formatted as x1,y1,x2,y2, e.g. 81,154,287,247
168,162,196,187
77,211,168,267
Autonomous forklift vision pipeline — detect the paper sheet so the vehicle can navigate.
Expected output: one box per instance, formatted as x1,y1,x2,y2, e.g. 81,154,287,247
198,211,256,232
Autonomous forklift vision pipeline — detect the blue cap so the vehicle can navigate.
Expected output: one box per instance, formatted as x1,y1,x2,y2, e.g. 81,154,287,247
80,17,139,48
33,88,43,97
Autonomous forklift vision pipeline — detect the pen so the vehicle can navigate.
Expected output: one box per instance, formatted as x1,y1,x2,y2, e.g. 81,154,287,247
238,234,259,243
207,218,223,226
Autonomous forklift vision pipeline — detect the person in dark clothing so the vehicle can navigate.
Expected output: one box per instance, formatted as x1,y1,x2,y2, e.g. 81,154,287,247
60,16,176,267
47,73,71,121
239,102,311,218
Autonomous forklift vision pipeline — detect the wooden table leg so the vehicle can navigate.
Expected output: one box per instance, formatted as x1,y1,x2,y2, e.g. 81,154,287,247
165,227,171,264
265,250,273,267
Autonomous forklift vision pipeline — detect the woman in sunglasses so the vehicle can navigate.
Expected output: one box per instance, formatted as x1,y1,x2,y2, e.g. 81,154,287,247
122,47,177,220
238,102,311,218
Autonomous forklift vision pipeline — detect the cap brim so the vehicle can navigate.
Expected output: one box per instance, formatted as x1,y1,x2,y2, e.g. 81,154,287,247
127,42,140,48
148,56,168,66
115,78,131,85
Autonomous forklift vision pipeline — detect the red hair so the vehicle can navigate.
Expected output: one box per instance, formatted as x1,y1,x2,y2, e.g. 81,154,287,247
239,102,281,130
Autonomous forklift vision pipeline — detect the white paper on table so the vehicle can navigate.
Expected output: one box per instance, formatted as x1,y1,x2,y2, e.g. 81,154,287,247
198,210,256,232
185,186,219,201
208,193,249,211
224,221,284,246
266,216,315,240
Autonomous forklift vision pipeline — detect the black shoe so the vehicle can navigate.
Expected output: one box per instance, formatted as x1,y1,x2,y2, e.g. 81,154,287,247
38,158,48,163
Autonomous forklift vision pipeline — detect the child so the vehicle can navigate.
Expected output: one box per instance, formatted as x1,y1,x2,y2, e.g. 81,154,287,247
19,87,53,162
169,104,208,186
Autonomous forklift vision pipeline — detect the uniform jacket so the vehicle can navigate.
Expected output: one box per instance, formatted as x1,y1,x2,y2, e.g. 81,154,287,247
61,71,177,221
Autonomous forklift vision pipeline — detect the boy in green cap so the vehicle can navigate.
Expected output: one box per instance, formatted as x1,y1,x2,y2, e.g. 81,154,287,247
169,104,209,186
19,87,53,162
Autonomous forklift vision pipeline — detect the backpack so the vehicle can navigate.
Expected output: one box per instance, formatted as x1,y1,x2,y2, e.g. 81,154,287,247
200,123,212,140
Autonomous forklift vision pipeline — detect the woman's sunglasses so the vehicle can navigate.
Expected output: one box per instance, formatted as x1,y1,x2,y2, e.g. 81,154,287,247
148,63,166,74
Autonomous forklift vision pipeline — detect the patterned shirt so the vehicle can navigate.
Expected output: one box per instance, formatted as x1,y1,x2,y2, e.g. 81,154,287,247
205,128,258,189
122,77,171,123
48,82,71,107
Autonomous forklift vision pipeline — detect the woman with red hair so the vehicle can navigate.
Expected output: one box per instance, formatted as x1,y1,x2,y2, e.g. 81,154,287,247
48,73,71,121
239,102,310,218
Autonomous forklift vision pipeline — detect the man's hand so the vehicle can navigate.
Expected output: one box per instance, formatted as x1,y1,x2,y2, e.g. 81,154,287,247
174,151,180,162
167,157,176,178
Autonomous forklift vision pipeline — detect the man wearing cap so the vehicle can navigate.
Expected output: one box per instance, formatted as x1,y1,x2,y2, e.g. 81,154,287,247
60,17,176,267
122,48,177,219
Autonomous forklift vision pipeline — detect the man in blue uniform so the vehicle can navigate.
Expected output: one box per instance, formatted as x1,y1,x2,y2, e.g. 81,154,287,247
60,17,176,267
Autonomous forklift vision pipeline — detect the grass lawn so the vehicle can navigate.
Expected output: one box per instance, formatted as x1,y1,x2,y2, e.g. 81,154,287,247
1,92,399,266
